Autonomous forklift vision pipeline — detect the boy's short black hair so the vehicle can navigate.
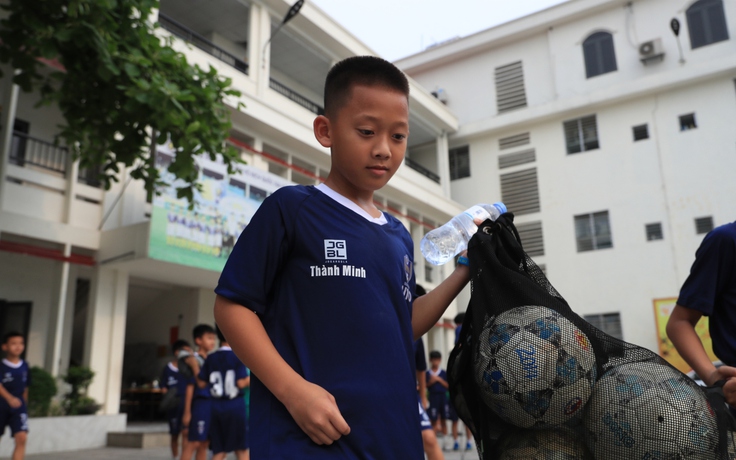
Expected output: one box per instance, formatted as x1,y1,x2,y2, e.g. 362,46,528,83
429,350,442,360
192,324,215,341
454,312,465,325
215,325,226,343
2,331,23,344
171,339,190,354
323,55,410,117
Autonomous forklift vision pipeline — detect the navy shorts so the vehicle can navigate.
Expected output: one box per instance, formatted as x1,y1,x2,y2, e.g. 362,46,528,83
187,398,211,442
209,398,248,454
0,400,28,436
428,393,449,422
418,395,432,431
167,404,185,436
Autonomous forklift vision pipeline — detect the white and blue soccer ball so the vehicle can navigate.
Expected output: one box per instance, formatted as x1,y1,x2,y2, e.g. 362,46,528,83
474,305,597,428
584,361,719,459
497,427,594,460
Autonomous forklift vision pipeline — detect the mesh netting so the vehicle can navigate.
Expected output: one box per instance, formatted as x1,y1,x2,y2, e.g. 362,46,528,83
447,213,736,460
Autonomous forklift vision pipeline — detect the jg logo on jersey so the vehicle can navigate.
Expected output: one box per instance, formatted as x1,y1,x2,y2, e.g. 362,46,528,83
310,239,366,278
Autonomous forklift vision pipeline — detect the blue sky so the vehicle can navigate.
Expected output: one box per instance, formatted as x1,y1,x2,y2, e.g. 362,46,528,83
310,0,570,61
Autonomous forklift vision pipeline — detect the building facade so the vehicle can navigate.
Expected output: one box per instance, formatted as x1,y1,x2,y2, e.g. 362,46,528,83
0,0,467,417
396,0,736,357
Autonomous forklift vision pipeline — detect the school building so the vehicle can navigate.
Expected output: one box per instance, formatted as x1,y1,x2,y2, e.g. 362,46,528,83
396,0,736,363
0,0,467,424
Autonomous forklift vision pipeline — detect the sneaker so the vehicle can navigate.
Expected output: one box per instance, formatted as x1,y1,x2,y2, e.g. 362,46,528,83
453,440,459,451
466,441,473,451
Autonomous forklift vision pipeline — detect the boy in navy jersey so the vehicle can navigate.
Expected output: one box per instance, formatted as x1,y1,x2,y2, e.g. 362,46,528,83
161,339,191,459
0,332,29,460
214,56,474,459
197,327,249,460
180,324,216,460
426,350,450,443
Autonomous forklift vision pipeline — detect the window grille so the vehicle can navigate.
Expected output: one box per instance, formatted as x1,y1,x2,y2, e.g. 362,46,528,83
679,113,697,131
500,168,540,216
687,0,729,49
564,115,599,154
695,216,714,234
575,211,613,252
498,149,536,169
499,132,530,150
495,61,527,113
645,223,663,241
633,124,649,141
449,145,470,180
583,32,618,78
583,313,623,340
517,221,544,257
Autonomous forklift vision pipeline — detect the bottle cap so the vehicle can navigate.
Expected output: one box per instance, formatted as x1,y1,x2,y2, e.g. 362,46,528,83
493,202,507,214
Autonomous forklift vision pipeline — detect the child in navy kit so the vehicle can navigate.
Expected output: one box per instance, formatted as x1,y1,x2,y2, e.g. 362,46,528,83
160,339,191,459
214,56,474,459
197,327,249,460
0,332,29,460
179,324,217,460
426,350,450,442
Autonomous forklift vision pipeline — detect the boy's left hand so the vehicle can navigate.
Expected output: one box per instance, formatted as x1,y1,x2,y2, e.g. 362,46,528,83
7,396,21,409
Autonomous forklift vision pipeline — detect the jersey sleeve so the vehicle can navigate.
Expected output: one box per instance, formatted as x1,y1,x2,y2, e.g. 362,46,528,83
677,227,736,316
215,187,301,314
235,361,248,380
414,339,427,372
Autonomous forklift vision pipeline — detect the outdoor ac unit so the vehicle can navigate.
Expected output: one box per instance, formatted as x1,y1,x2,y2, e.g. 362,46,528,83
639,38,664,63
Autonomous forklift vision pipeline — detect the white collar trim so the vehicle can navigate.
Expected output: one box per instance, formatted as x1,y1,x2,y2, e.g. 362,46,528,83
316,184,388,225
167,362,178,372
2,359,23,369
218,346,232,351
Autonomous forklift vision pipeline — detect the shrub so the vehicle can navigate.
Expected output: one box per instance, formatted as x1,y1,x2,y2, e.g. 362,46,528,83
28,366,57,417
62,366,101,415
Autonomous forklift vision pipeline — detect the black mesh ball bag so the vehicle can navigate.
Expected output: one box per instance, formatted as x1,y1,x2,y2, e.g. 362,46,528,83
447,213,736,460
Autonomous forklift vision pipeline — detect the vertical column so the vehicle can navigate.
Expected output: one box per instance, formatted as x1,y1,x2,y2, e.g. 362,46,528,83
64,160,80,224
195,288,216,327
436,131,451,198
249,137,270,171
248,4,272,96
48,245,72,377
0,68,19,211
85,268,129,415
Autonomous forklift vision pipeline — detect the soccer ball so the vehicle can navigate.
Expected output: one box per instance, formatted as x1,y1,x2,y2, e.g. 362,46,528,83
497,427,593,460
474,305,597,428
584,361,719,459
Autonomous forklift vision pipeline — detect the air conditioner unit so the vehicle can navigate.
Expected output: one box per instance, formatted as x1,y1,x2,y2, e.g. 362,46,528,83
639,38,665,64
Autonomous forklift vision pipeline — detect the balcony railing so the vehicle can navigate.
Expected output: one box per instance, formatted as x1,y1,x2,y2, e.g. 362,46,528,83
405,157,440,183
158,13,249,75
9,131,68,175
269,79,324,115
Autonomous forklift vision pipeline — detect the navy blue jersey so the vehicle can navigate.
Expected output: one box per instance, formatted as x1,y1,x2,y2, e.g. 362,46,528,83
426,369,448,395
216,185,422,459
0,359,29,399
198,347,247,400
190,352,210,399
161,362,188,398
414,339,427,373
678,221,736,365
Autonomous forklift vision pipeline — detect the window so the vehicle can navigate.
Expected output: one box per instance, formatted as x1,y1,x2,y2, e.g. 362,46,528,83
583,313,623,340
583,32,618,78
449,145,470,180
500,168,540,215
564,115,599,154
679,113,697,131
495,61,527,113
499,132,530,150
575,211,613,252
517,221,544,257
632,124,649,141
687,0,729,49
695,216,714,234
645,223,663,241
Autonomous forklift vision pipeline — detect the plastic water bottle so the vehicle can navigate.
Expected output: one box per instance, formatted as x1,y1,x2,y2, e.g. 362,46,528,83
421,202,507,265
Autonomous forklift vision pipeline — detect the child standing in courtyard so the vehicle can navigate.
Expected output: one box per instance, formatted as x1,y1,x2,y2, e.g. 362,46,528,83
0,332,29,460
215,55,473,458
160,339,191,459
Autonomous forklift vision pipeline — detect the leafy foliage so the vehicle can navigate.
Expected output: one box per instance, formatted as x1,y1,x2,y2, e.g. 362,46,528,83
28,366,58,417
62,366,101,415
0,0,244,202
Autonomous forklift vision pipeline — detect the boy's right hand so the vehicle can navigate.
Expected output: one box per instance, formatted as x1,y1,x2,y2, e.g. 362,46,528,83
282,380,351,445
7,396,21,409
182,411,191,428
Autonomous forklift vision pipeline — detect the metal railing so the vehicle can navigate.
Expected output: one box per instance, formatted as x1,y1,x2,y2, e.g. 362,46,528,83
269,78,324,115
405,157,440,183
9,131,68,175
158,13,249,75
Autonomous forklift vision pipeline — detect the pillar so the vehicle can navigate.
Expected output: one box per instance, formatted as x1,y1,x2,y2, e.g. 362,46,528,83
436,131,451,198
248,3,272,96
0,67,19,211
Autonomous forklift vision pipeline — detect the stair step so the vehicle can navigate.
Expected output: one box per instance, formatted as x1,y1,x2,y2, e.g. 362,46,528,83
107,431,170,449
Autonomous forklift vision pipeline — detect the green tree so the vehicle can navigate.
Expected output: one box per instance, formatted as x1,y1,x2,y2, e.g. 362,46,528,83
0,0,243,203
62,366,101,415
28,366,58,417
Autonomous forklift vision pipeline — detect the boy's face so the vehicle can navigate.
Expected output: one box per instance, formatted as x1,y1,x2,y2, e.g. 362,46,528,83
315,84,409,197
2,336,25,358
196,332,217,353
430,357,441,368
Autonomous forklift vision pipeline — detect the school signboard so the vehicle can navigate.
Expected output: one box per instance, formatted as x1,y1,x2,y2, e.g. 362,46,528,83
653,297,718,373
149,146,292,272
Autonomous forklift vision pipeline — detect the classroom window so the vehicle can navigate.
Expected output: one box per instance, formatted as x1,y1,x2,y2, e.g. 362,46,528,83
679,113,697,131
687,0,729,49
645,223,663,241
449,145,470,180
632,124,649,141
564,115,599,154
583,32,618,78
584,312,623,340
575,211,613,252
695,216,714,234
